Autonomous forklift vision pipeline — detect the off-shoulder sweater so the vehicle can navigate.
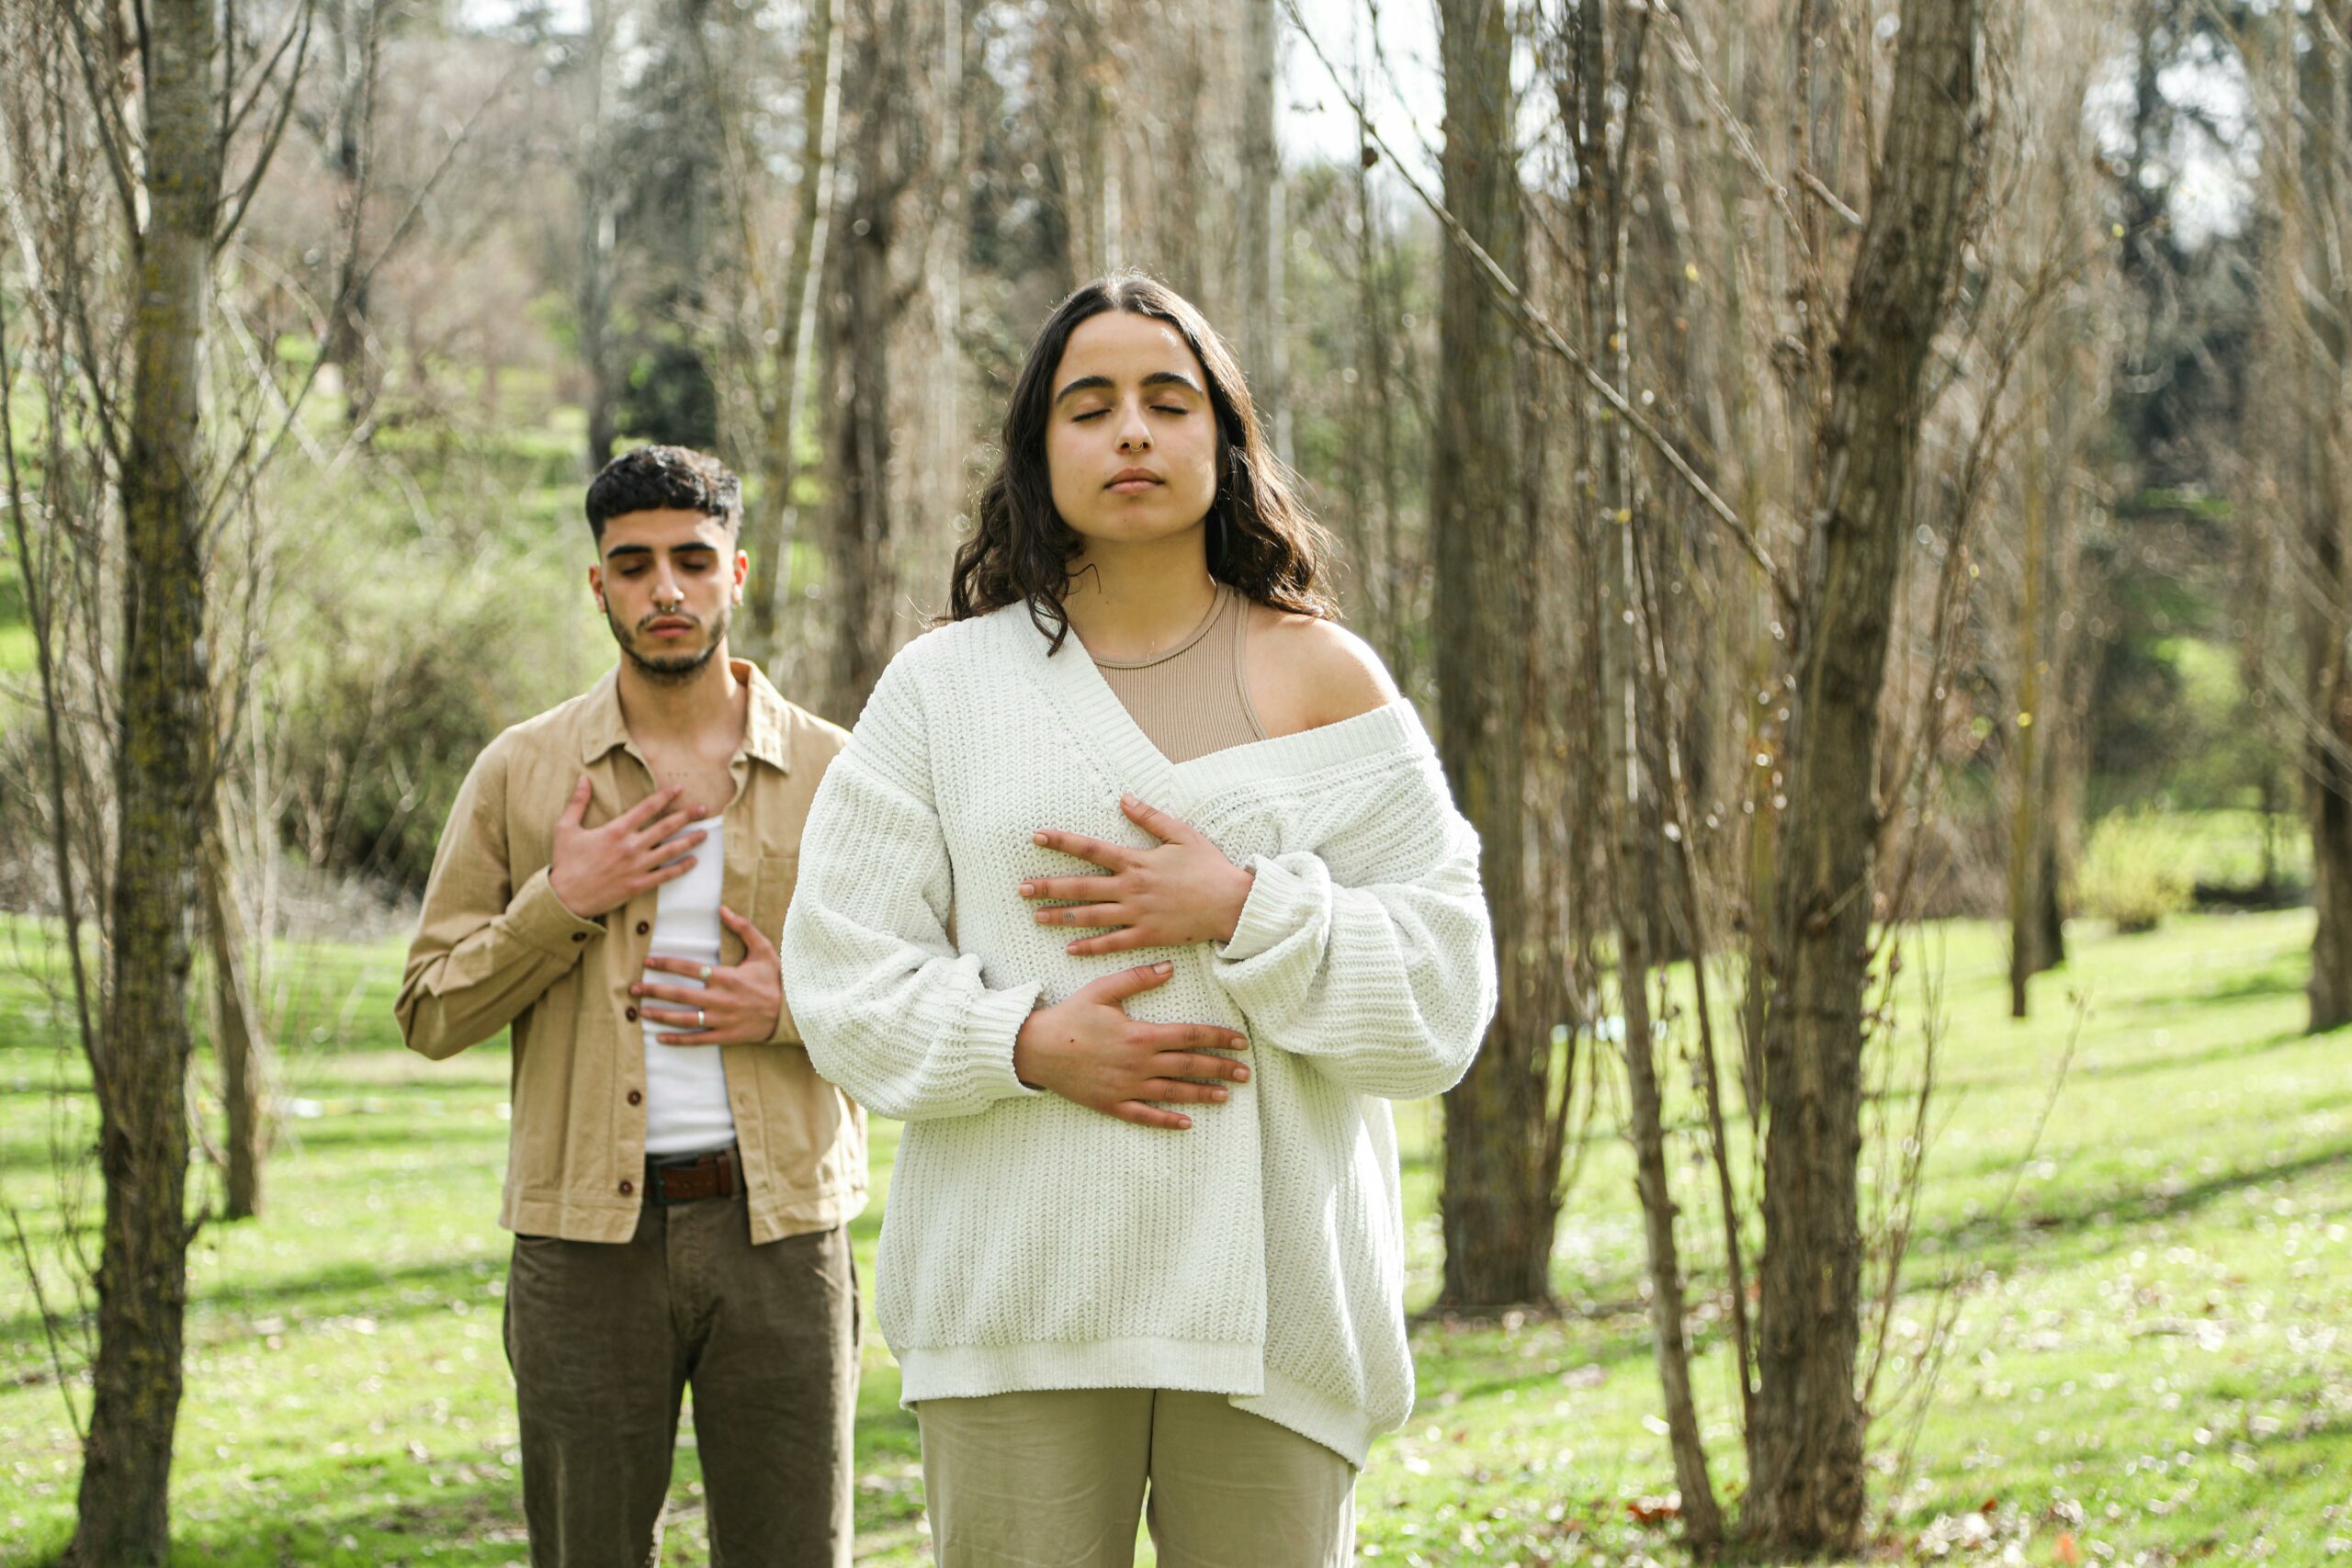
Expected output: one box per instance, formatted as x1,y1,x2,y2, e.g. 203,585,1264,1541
778,602,1497,1466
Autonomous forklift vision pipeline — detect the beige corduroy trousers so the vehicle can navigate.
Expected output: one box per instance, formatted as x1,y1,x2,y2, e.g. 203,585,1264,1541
916,1386,1356,1567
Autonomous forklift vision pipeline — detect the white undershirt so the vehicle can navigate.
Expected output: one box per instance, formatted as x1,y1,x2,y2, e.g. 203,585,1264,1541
639,817,737,1156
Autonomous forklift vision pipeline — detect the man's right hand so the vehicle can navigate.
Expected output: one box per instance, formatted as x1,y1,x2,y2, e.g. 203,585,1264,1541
1012,961,1250,1130
548,777,707,919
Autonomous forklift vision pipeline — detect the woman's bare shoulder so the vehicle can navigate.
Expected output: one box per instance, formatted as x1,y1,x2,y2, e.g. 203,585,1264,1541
1247,606,1402,735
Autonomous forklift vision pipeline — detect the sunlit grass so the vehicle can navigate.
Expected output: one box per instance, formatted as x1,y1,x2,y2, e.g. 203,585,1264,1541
0,909,2346,1563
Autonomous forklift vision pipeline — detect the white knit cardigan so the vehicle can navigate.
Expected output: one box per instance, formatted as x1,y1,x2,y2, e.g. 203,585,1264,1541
779,602,1498,1465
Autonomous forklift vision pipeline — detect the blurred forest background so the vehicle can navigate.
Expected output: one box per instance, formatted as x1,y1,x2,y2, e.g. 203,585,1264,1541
4,0,2350,1562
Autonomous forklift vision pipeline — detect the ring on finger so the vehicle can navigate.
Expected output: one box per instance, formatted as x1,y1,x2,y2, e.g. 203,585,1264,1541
699,964,713,982
695,1008,706,1028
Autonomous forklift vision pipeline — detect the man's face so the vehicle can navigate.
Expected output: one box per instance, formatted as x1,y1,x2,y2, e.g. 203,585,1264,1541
588,508,748,684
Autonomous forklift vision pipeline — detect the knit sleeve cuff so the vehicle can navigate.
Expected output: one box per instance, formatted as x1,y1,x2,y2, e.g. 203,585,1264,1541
958,980,1048,1103
1217,854,1312,965
505,865,605,960
765,953,803,1045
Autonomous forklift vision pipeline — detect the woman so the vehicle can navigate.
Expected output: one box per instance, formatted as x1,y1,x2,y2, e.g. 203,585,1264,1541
779,272,1496,1565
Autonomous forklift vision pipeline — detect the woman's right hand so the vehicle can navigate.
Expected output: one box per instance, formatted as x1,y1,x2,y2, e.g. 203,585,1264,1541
1012,961,1251,1130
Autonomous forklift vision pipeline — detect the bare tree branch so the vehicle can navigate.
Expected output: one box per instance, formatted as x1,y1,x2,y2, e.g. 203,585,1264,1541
220,0,312,150
1283,0,1793,610
1654,0,1815,265
62,1,143,240
0,256,101,1079
204,44,523,532
214,0,317,251
1801,165,1863,229
4,1199,86,1443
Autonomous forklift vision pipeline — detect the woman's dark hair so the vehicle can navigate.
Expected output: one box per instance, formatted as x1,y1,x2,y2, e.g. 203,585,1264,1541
949,271,1336,651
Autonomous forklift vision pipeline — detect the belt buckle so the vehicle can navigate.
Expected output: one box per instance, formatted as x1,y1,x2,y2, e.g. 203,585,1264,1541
646,1145,737,1206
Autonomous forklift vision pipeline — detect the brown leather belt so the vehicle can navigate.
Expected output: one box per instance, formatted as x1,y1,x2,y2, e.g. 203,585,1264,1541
645,1145,739,1205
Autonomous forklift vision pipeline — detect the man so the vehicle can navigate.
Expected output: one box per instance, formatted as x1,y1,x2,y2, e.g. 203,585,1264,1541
397,445,865,1566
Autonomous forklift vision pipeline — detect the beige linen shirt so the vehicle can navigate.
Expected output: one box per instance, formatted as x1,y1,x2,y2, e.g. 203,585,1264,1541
396,659,865,1245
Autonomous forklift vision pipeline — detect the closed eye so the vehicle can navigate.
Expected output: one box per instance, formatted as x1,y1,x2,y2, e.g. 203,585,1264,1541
1073,403,1190,422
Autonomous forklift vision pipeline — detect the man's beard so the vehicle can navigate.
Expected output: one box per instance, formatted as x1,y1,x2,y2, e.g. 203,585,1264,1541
607,597,729,685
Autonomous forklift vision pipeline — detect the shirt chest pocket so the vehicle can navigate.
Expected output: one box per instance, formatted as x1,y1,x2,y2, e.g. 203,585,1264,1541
750,851,801,1042
750,850,799,942
718,850,797,960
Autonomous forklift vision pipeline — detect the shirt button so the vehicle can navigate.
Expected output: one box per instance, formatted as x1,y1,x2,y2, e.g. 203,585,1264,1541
627,1089,642,1105
626,1007,639,1022
636,920,650,935
618,1179,634,1197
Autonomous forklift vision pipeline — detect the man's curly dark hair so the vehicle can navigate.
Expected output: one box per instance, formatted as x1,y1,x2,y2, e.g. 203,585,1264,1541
583,445,742,542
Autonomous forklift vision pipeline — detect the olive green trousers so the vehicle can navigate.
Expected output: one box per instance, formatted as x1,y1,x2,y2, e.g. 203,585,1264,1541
503,1191,858,1567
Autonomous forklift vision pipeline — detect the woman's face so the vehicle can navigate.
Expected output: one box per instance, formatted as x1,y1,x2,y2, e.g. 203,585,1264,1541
1043,310,1220,554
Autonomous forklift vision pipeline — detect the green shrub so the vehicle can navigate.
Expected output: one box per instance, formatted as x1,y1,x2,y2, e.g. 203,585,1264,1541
262,444,592,895
2077,811,2195,933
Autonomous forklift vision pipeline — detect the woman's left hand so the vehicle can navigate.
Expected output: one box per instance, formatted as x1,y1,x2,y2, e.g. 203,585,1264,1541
1021,795,1255,955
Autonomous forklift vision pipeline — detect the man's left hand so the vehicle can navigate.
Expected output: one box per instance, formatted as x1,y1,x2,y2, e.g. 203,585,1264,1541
1020,795,1255,956
633,906,783,1045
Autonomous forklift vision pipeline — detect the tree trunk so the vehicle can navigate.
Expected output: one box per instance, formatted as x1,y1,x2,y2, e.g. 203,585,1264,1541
818,0,910,724
2305,494,2352,1029
1744,0,1981,1550
818,226,894,728
2303,3,2352,1033
577,0,622,475
1235,0,1283,455
745,0,842,660
2008,407,2046,1017
1038,0,1111,291
926,0,967,606
202,829,268,1222
1745,0,1849,1132
1348,145,1410,687
1607,546,1724,1544
324,0,384,435
2039,828,2067,965
2011,324,2082,1006
1433,0,1555,1312
1570,0,1724,1543
2034,452,2075,976
67,1,221,1559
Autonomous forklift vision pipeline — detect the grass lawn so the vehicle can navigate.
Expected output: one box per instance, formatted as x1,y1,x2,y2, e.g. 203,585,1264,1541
1,908,2346,1564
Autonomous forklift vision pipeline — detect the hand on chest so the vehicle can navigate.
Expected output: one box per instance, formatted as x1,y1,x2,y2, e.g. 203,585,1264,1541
524,743,798,966
944,768,1277,932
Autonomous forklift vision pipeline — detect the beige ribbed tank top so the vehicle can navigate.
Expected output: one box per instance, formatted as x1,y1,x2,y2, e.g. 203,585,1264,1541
1091,581,1272,763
